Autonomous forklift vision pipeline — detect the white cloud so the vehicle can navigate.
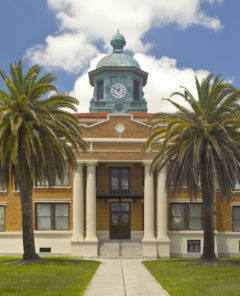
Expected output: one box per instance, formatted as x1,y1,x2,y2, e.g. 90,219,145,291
26,33,97,73
69,54,105,112
134,54,209,113
25,0,223,73
71,53,209,113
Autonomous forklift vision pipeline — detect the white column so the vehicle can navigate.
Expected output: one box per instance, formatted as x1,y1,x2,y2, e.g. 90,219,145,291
85,161,98,241
143,161,155,241
157,168,168,238
157,167,170,258
72,163,84,241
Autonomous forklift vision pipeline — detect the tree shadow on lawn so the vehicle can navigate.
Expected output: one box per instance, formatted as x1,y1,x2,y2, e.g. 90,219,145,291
2,258,90,266
181,258,240,266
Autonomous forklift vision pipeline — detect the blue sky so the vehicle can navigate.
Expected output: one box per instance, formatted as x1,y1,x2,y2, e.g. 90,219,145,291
0,0,239,112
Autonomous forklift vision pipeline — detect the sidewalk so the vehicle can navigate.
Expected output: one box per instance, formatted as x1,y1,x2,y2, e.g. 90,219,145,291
84,259,170,296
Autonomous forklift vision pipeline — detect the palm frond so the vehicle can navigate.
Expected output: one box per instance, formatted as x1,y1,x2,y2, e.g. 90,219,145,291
144,73,240,200
0,59,86,189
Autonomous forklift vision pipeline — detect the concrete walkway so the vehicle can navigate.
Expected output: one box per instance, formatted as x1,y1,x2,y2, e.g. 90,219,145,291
84,259,170,296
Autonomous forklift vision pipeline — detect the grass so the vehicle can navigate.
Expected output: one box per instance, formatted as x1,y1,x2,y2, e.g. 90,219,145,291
143,258,240,296
0,257,100,296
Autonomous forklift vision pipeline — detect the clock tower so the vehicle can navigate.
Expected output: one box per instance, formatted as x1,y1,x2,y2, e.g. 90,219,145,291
89,31,148,113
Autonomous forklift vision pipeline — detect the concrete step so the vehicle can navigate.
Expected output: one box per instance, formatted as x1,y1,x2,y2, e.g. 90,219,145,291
120,242,142,258
99,241,143,258
98,241,120,258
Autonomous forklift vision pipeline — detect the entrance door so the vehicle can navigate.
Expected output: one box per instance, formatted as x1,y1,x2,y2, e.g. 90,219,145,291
110,202,130,239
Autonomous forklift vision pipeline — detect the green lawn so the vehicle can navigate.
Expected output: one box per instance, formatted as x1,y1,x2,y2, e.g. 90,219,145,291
0,257,100,296
143,258,240,296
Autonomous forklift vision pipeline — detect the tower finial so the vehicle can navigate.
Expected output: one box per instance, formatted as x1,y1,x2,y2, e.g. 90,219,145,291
111,31,126,53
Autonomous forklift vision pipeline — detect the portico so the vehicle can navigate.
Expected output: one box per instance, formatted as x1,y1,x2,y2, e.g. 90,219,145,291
71,157,170,258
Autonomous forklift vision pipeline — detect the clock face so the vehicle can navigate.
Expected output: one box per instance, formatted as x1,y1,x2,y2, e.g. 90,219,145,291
111,83,127,99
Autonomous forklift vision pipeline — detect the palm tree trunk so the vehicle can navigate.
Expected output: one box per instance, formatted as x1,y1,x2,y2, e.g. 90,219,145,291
201,162,217,260
19,182,40,260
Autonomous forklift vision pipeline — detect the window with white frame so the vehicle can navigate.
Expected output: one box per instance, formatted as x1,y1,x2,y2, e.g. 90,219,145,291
0,206,5,231
35,203,69,230
170,203,203,230
233,206,240,231
37,162,70,187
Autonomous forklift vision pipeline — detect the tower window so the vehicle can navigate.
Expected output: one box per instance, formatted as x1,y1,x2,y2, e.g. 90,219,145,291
133,80,140,101
97,80,104,101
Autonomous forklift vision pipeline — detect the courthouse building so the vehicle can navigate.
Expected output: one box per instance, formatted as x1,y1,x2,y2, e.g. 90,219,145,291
0,32,240,258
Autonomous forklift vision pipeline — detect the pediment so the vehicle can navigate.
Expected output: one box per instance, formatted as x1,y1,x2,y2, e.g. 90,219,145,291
80,114,150,139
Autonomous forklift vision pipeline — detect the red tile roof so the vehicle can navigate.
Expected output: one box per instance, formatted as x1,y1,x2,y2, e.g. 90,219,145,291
74,112,154,118
74,112,109,118
128,112,154,118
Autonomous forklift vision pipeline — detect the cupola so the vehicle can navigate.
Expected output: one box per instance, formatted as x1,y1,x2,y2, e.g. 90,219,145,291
88,31,148,113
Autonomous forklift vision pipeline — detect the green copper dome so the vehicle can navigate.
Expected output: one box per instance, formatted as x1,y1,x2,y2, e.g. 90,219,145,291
96,53,140,69
96,30,141,69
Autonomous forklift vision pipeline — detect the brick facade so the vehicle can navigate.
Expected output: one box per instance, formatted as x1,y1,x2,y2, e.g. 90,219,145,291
0,113,240,257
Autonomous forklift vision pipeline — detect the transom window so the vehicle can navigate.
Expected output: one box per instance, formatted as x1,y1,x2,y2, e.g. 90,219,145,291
111,202,130,211
97,80,104,101
233,206,240,231
35,203,69,230
0,206,5,231
110,168,130,193
171,203,203,230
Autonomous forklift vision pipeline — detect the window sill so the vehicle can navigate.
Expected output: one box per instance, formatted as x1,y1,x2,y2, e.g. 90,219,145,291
14,186,72,192
216,190,240,193
169,199,202,203
34,186,71,190
33,199,71,203
34,230,72,235
169,230,203,234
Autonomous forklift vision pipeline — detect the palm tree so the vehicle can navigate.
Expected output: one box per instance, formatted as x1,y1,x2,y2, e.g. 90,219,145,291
145,74,240,260
0,60,86,260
